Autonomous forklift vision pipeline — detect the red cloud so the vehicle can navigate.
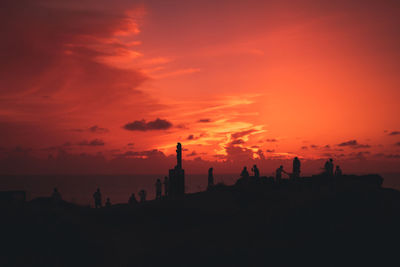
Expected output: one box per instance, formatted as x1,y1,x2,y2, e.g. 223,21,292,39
123,118,173,131
0,0,148,144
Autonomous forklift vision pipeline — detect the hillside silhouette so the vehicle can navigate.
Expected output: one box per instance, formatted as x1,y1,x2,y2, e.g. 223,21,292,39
1,143,399,266
1,172,400,266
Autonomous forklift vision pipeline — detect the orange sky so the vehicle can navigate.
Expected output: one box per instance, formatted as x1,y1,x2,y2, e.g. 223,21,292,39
0,0,399,174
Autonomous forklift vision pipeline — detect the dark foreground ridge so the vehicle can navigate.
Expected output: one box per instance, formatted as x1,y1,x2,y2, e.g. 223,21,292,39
1,172,400,267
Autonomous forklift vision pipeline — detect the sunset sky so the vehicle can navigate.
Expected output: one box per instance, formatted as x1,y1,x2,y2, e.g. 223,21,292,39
1,0,399,174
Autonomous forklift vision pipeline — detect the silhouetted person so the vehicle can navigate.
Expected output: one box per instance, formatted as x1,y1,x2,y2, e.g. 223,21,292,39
324,161,329,174
208,167,214,189
93,188,102,208
251,165,260,178
276,165,287,184
329,159,334,175
240,167,249,178
105,198,111,207
128,193,138,205
335,166,342,177
292,157,301,180
325,158,334,176
139,190,146,203
155,179,162,200
163,176,169,198
51,187,62,202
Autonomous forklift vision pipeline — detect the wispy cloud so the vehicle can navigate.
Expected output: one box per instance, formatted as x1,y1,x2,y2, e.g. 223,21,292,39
77,139,105,146
151,68,201,79
389,131,400,136
337,140,370,149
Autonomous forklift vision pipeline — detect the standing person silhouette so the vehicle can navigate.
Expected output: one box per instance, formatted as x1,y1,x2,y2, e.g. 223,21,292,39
93,188,102,208
208,167,214,189
329,159,334,176
275,165,288,184
139,190,146,203
163,176,169,198
252,165,260,178
324,158,334,176
155,179,162,200
240,167,249,178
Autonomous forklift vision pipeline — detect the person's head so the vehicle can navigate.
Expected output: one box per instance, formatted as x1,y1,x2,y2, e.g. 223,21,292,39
253,164,257,168
280,165,283,169
329,158,333,162
243,166,247,170
294,157,298,160
336,166,340,169
97,188,100,192
107,198,110,201
54,187,58,192
157,178,160,182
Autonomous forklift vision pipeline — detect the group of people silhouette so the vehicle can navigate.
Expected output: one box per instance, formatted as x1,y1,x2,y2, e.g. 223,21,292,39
90,176,171,208
325,158,342,177
91,188,113,208
49,157,344,208
238,157,343,184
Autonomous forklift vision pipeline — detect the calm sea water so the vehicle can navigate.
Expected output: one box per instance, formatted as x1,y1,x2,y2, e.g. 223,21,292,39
0,174,239,206
0,173,398,206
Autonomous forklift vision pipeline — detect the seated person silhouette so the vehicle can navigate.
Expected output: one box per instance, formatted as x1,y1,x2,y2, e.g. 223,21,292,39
129,193,138,205
335,166,342,177
240,166,250,178
105,198,111,207
51,187,62,202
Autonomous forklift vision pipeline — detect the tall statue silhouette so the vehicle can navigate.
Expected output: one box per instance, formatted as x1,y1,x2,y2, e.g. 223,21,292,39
168,142,185,198
292,157,301,180
176,142,182,169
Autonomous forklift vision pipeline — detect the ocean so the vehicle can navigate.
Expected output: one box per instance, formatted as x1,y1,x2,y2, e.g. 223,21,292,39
0,173,398,206
0,174,239,206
